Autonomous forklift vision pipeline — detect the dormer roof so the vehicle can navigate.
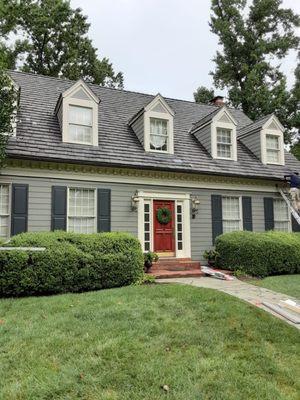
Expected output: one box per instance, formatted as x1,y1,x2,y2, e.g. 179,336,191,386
190,106,237,135
238,114,284,138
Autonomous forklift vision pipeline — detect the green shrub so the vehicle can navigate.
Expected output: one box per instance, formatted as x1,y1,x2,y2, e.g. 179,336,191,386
215,231,300,277
0,231,144,297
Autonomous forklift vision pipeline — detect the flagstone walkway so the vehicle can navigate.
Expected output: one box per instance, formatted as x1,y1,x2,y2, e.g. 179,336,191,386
158,276,300,329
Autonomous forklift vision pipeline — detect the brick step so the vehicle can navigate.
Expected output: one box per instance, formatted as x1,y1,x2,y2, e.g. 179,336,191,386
150,259,201,271
149,269,204,279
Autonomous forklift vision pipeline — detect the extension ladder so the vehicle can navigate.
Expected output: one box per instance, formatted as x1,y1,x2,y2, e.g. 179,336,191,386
278,188,300,225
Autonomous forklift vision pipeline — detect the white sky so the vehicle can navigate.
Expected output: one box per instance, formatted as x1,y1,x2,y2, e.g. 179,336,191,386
71,0,300,101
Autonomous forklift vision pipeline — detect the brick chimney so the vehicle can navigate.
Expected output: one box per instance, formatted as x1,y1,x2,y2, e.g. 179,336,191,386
210,96,224,107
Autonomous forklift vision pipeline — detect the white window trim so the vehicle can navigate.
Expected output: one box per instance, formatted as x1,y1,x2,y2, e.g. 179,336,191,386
137,191,191,258
273,198,291,232
0,183,11,239
222,196,243,232
66,187,97,233
261,130,285,166
211,109,237,161
143,95,174,154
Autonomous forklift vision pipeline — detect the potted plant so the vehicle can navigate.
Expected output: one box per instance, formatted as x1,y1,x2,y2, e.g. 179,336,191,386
203,249,219,268
144,251,159,272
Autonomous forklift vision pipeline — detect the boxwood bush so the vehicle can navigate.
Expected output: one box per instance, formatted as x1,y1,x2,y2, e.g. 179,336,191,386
0,231,144,297
215,231,300,277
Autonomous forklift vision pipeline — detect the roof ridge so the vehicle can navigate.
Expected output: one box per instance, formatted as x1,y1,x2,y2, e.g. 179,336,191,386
8,69,222,109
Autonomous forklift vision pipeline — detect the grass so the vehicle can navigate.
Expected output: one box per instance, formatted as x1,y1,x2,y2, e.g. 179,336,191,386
248,274,300,299
0,284,299,400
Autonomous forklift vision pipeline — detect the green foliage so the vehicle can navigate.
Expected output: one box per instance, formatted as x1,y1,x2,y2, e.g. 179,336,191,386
203,249,219,262
133,273,156,285
194,86,215,104
215,231,300,277
0,0,123,88
143,251,159,264
0,231,144,297
0,69,18,168
207,0,299,140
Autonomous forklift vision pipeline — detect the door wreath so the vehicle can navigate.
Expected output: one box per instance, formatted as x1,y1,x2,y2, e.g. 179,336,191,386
156,207,172,224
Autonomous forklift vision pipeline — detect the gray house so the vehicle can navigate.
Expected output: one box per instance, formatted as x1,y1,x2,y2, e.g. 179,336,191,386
1,71,300,268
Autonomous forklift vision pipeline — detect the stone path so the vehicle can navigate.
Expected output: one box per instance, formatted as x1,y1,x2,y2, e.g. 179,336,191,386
158,277,300,330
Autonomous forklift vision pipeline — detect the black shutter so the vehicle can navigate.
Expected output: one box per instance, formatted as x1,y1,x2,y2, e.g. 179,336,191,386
264,197,274,230
11,184,28,236
292,216,300,232
211,195,223,244
242,196,253,231
98,189,111,232
51,186,67,230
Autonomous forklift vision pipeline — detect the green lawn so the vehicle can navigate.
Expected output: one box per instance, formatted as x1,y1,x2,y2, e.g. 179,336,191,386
0,285,299,400
248,274,300,299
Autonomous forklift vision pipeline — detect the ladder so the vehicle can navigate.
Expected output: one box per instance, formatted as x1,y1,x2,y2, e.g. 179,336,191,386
278,188,300,225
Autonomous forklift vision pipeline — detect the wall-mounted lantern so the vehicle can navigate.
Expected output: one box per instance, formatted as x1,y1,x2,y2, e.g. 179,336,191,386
191,195,200,219
131,191,140,211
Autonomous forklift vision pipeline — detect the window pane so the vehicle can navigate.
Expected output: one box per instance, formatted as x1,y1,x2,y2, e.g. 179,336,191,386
266,149,280,163
69,105,92,126
0,185,9,239
150,118,168,151
68,188,96,233
223,220,240,233
217,143,231,158
217,128,232,144
144,204,150,213
69,124,93,144
274,199,289,231
222,197,240,220
0,216,9,238
266,135,279,150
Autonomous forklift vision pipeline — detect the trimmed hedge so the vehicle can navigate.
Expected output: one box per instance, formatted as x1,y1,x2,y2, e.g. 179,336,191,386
0,231,144,297
215,231,300,277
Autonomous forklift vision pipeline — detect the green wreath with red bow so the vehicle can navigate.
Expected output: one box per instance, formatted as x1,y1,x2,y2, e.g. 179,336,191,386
156,207,172,224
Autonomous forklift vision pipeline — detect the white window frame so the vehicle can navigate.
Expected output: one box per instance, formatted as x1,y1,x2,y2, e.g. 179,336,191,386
273,199,291,232
211,108,237,161
149,117,169,152
143,95,174,154
261,131,285,165
222,196,243,233
57,80,99,146
67,187,97,234
216,127,234,160
0,183,11,239
137,191,190,258
68,104,94,145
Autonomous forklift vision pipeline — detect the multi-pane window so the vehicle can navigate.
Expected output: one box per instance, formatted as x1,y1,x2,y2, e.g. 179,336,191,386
144,202,151,251
0,185,9,239
69,105,93,144
266,134,280,163
176,203,183,251
274,199,290,231
217,128,232,159
222,197,241,233
68,188,96,233
150,118,168,151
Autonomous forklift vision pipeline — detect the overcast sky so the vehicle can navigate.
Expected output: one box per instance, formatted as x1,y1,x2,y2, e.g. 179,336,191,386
71,0,300,101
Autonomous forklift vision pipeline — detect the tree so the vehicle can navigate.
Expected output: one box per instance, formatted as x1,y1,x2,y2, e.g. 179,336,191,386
206,0,299,127
0,0,123,88
290,53,300,159
0,69,18,168
194,86,215,104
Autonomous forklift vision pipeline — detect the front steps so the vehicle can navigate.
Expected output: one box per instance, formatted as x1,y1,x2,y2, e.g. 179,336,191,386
148,258,204,279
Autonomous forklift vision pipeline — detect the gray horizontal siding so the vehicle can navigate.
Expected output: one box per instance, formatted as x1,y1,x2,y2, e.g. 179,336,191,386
0,174,280,263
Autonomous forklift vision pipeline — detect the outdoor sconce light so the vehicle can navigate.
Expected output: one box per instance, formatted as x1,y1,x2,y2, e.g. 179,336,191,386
191,196,200,219
131,191,140,211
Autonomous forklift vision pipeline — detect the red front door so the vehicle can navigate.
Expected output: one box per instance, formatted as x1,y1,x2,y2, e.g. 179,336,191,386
153,200,175,256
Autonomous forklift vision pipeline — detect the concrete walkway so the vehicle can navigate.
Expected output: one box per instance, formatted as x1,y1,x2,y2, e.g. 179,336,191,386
158,277,300,330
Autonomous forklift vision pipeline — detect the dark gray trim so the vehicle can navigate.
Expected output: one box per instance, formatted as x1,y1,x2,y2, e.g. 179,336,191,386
211,194,223,244
264,197,274,230
242,196,253,231
51,186,67,230
11,183,28,236
97,189,111,232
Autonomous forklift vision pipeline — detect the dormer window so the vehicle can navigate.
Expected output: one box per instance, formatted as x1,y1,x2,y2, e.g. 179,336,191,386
55,79,99,146
128,94,175,155
216,128,233,159
150,118,169,152
69,105,93,144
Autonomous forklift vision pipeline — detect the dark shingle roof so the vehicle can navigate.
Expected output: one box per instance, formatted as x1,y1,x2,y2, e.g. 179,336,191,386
238,114,273,137
7,71,300,180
